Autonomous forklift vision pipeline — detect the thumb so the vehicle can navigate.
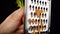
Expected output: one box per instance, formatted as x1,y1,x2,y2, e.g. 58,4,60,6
0,7,24,33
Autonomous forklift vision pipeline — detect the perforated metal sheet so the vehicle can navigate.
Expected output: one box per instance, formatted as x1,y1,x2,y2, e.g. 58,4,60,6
25,0,51,34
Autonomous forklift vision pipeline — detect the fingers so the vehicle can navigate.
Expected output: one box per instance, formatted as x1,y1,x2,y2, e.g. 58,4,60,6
22,15,24,24
3,7,24,24
15,24,24,34
0,7,24,33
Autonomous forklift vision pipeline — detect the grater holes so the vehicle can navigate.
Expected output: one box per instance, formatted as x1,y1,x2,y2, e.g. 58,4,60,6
43,7,45,11
38,6,40,9
46,19,47,23
34,11,37,17
35,26,38,30
45,13,46,17
42,1,44,5
41,7,43,10
32,5,34,10
35,6,37,9
29,5,31,10
38,19,40,24
31,12,33,17
40,13,41,16
33,26,35,29
34,0,36,4
42,13,44,18
35,19,37,24
41,19,42,23
43,19,45,24
28,19,31,24
46,8,48,11
29,26,32,31
40,26,41,28
37,0,39,4
43,25,46,30
32,19,34,24
45,2,47,6
31,0,33,3
32,26,35,30
40,1,41,5
34,12,36,17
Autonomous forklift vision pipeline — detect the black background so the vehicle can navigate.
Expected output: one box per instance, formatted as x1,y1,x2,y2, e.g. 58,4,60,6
0,0,19,23
0,0,60,34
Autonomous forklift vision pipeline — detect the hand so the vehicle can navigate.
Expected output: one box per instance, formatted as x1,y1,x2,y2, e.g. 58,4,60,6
0,7,24,34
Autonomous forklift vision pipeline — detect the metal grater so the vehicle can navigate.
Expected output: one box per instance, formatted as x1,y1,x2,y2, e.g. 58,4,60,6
25,0,51,34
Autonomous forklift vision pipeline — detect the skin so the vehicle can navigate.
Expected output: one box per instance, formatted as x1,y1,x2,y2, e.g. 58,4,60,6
0,7,24,34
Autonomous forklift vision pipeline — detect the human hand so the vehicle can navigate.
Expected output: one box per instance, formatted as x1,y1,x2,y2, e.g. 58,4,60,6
0,7,24,34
